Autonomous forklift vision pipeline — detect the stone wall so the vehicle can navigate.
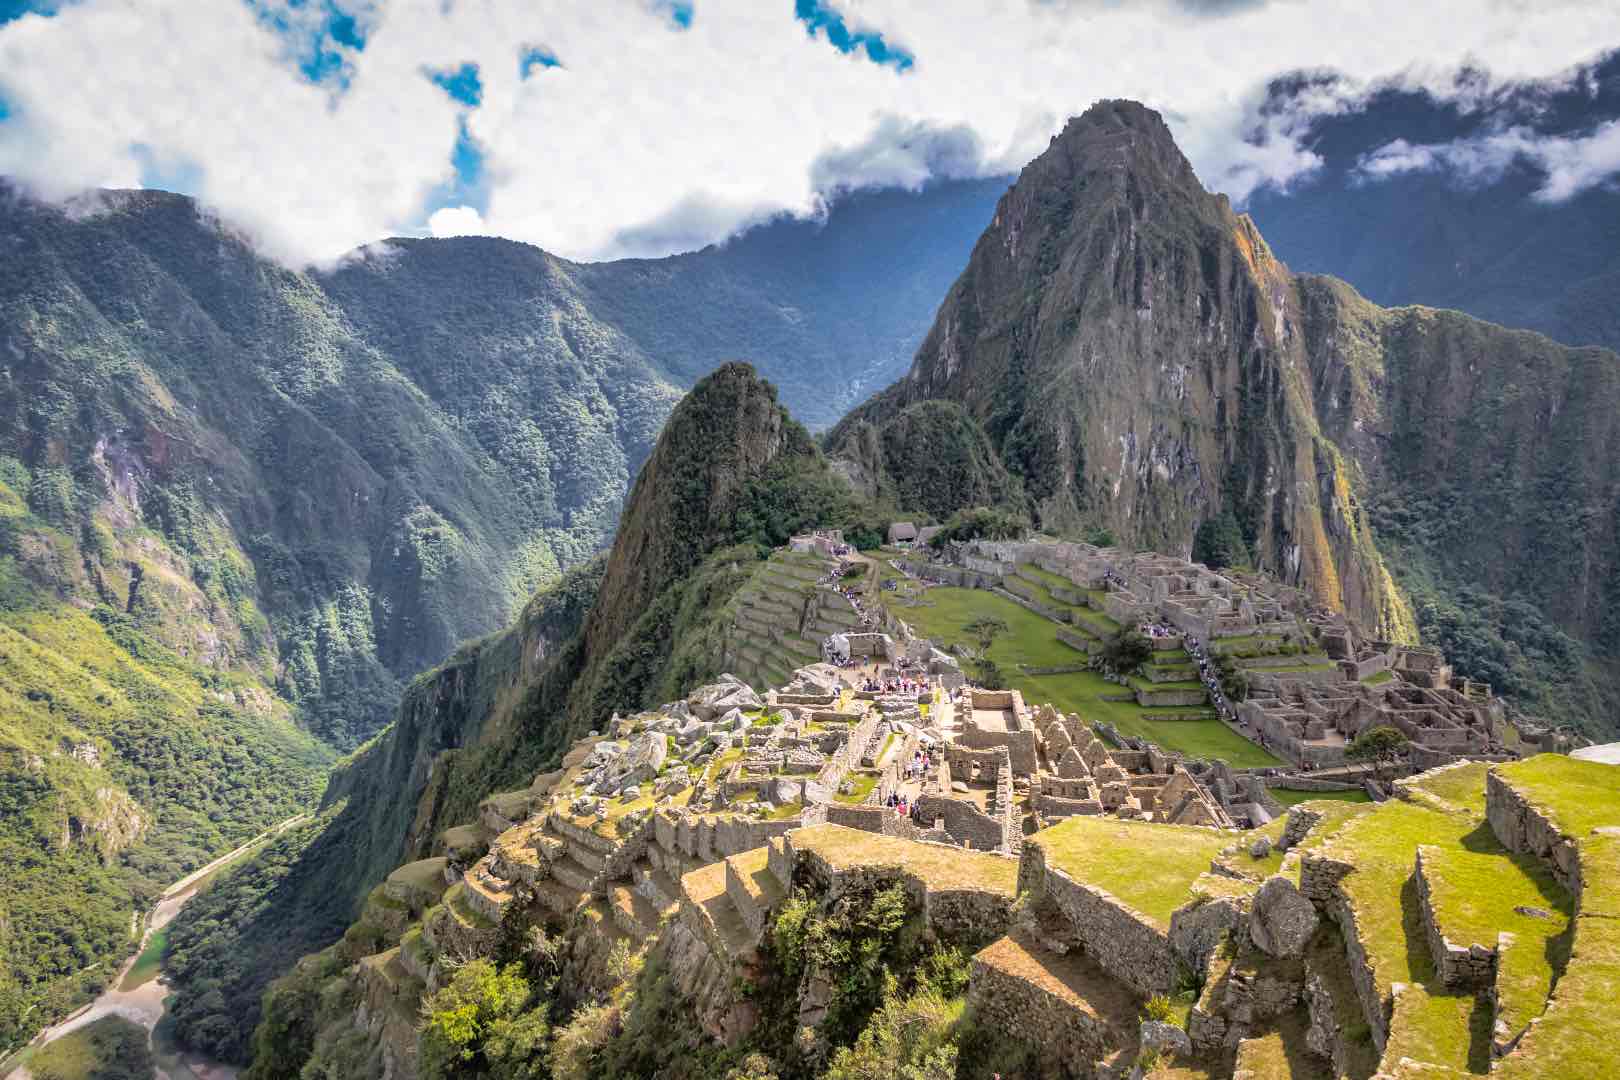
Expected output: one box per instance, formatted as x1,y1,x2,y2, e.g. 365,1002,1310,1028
787,835,1015,946
814,711,883,794
1413,846,1497,990
957,723,1038,776
1134,687,1208,708
965,940,1114,1076
823,804,926,841
1018,841,1178,996
1485,768,1583,898
915,794,1010,852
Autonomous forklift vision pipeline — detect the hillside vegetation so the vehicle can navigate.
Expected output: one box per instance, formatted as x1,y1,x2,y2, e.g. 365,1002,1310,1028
160,365,887,1061
0,175,998,1055
830,100,1620,738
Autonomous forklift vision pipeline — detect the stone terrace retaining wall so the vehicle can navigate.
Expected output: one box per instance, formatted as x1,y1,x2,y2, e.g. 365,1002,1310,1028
823,804,926,841
1413,846,1497,990
1485,768,1583,899
1018,841,1177,996
966,943,1113,1076
787,832,1016,945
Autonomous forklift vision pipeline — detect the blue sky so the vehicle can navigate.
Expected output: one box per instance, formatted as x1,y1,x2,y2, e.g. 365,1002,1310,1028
1,1,1615,265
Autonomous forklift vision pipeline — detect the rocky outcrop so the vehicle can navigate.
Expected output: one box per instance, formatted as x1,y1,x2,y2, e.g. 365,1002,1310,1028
1248,876,1319,959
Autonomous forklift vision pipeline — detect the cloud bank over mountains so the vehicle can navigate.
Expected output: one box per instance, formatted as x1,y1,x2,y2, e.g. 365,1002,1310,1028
2,0,1617,266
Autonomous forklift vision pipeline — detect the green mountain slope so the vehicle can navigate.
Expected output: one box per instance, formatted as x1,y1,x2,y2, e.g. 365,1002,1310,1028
160,364,883,1063
829,100,1620,737
0,175,996,1055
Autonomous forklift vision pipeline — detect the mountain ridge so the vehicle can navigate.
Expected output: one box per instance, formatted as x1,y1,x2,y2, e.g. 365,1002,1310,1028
830,98,1620,736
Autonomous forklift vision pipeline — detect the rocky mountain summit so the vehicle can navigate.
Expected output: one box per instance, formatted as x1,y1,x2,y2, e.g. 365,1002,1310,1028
831,99,1620,737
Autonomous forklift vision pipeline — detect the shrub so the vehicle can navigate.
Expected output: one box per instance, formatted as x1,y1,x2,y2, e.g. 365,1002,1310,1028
1140,994,1177,1023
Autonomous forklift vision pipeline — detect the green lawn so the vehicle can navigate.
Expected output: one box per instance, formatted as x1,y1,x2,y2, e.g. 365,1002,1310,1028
1270,787,1371,807
119,927,168,991
1361,669,1395,686
1030,816,1235,926
835,771,880,805
1487,754,1620,1080
1013,563,1081,592
1319,793,1572,1073
1406,762,1489,814
885,587,1278,766
1016,671,1277,767
883,587,1081,668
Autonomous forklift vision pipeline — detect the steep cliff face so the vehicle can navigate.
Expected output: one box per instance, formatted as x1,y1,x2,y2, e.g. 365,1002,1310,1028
833,101,1404,636
831,99,1620,733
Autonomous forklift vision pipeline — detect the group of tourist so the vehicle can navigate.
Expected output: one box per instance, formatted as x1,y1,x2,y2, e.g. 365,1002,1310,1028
883,790,914,818
1186,634,1238,724
904,747,935,781
859,674,927,695
1138,619,1178,639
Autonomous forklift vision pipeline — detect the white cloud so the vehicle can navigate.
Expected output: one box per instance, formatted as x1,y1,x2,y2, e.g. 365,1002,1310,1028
2,0,1617,265
1355,119,1620,202
427,204,490,237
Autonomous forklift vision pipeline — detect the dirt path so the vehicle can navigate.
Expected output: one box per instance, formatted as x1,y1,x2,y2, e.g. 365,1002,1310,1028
8,814,309,1079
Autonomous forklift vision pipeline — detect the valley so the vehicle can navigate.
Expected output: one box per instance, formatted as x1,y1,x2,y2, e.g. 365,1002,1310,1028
1,70,1619,1080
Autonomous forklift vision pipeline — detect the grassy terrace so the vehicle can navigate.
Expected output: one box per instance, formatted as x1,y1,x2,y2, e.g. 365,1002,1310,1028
1029,816,1234,927
791,823,1018,895
1315,764,1572,1073
1269,787,1371,807
1014,562,1084,592
835,771,880,805
883,586,1278,766
1488,755,1620,1080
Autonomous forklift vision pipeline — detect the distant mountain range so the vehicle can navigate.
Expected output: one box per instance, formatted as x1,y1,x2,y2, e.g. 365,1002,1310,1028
4,56,1620,1059
1245,50,1620,354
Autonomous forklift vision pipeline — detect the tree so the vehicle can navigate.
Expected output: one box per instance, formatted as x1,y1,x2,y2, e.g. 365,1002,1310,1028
964,616,1009,655
1192,510,1251,570
1212,653,1250,703
1098,629,1153,676
1346,725,1410,783
418,959,549,1080
1083,525,1117,548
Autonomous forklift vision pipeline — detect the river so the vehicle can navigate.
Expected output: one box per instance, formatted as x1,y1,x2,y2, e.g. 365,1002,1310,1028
6,814,309,1080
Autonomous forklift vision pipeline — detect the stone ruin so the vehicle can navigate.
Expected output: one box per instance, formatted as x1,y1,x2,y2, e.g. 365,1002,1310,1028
1026,702,1235,828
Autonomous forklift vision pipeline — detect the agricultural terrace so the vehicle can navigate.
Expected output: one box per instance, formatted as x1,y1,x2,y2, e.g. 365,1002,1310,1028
1028,816,1238,927
1488,755,1620,1080
1313,763,1572,1073
878,583,1279,767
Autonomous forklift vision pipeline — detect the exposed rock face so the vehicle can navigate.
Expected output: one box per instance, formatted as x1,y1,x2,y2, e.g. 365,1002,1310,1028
830,99,1620,733
1249,876,1320,958
832,100,1409,638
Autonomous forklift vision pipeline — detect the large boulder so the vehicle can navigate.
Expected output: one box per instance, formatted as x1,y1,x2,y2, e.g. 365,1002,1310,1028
766,778,803,806
690,675,764,720
1249,876,1319,958
623,731,669,784
1139,1020,1191,1058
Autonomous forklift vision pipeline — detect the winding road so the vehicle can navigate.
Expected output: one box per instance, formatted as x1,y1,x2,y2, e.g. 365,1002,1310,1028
6,814,309,1080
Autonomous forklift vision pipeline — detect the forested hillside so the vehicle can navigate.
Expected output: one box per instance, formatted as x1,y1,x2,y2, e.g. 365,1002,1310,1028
0,175,999,1057
159,364,886,1062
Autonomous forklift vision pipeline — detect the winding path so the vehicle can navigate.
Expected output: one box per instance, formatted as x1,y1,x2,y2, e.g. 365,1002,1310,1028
7,814,308,1080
